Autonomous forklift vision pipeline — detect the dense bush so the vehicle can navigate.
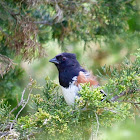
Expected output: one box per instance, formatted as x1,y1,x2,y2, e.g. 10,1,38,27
0,0,139,59
0,50,139,139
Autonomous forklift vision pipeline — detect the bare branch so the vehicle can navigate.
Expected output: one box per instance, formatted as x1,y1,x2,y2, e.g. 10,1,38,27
94,112,99,139
110,89,139,102
110,91,127,102
0,132,10,139
34,20,53,25
9,78,34,131
54,0,63,23
15,88,32,120
10,86,29,114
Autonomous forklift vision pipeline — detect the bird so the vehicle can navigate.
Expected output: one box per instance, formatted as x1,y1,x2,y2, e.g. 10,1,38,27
49,52,106,106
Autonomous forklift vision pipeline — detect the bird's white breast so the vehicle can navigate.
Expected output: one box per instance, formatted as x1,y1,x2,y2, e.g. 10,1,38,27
61,83,79,106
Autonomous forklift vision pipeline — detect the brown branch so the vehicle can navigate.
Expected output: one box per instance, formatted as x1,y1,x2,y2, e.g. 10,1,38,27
110,91,127,102
110,89,139,102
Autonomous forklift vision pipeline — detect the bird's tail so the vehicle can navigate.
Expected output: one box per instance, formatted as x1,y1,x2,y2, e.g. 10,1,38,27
100,89,108,102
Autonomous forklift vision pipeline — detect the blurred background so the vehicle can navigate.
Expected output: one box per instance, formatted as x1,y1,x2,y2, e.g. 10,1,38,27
22,36,139,87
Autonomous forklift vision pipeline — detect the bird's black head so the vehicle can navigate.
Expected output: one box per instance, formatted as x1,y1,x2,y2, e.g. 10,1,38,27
49,52,80,72
49,52,86,87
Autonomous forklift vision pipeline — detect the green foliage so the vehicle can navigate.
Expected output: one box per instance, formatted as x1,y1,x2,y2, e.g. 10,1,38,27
100,49,140,103
15,83,130,139
0,44,24,109
0,100,14,131
0,0,140,139
0,66,24,96
12,50,139,139
0,78,42,139
0,51,139,139
0,0,139,58
78,84,132,122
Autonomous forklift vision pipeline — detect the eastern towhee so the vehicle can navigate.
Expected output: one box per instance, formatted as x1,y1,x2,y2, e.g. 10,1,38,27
49,52,106,106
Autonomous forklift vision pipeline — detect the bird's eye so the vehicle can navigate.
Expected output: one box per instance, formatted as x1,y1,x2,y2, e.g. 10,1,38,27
62,57,66,61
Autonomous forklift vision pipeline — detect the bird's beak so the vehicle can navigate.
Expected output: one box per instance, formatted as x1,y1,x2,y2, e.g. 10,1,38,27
49,57,59,64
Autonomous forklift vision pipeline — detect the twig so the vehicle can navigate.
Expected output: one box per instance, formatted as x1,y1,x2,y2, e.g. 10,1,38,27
117,100,140,105
110,89,139,102
0,132,10,139
0,54,17,77
10,89,32,130
94,112,99,139
15,89,32,120
54,0,63,23
34,20,53,25
0,54,15,64
9,79,34,131
110,91,127,102
104,107,117,113
10,86,28,114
